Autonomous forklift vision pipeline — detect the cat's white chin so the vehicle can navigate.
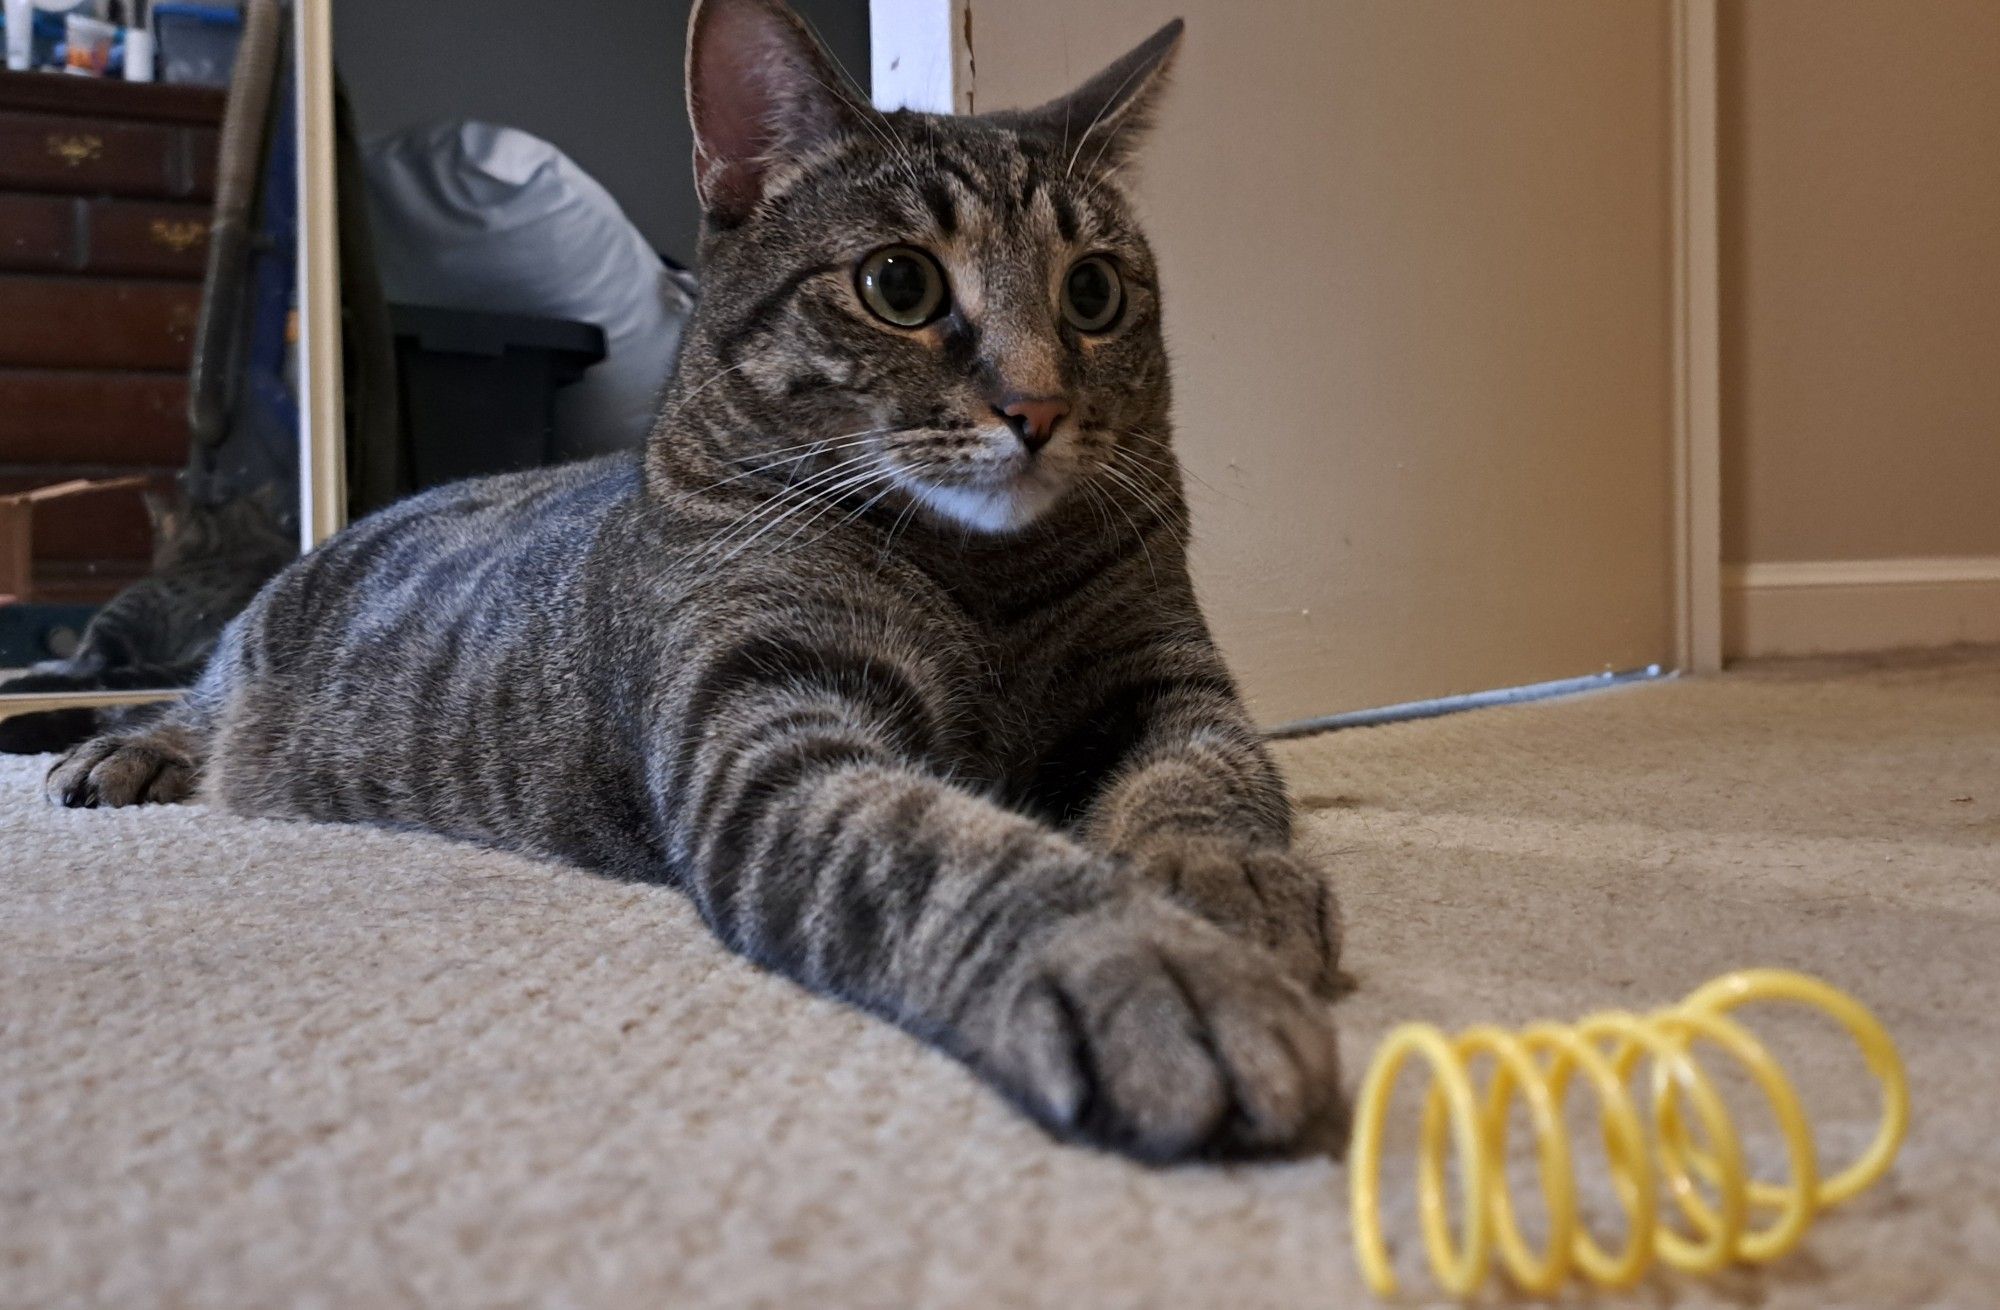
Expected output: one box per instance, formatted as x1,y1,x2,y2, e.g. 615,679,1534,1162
900,474,1067,535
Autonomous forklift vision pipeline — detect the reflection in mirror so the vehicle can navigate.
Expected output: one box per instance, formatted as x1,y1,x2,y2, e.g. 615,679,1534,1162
1,0,301,756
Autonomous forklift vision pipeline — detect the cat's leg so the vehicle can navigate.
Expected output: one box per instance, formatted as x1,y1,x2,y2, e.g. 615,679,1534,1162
42,629,239,808
1049,626,1346,998
43,700,208,807
659,671,1346,1161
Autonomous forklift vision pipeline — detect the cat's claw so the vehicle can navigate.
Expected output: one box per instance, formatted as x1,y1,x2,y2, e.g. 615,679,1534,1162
1130,837,1347,999
990,898,1347,1162
45,735,198,809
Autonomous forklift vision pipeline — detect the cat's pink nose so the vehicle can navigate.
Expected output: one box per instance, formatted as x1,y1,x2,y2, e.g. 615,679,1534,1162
993,396,1071,452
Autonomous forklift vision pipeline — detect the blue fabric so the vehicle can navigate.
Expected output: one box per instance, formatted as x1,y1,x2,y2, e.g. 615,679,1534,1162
188,57,298,527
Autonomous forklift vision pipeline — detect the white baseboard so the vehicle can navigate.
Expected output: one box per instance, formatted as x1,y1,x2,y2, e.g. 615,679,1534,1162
1724,557,2000,659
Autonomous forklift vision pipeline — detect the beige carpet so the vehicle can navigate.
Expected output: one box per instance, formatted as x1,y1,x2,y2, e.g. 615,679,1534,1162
3,650,1996,1308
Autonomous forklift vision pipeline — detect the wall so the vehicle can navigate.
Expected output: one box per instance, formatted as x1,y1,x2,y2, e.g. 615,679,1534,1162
1718,0,2000,655
961,1,1678,723
333,0,870,265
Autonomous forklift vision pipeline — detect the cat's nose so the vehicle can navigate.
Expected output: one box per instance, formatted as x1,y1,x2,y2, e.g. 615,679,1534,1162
992,395,1071,452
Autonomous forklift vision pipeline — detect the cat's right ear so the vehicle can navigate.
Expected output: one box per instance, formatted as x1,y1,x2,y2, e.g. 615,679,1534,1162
992,19,1184,172
141,489,180,541
686,0,861,227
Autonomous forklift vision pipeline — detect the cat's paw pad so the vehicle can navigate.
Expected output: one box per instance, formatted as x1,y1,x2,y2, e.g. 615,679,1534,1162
45,736,197,809
1132,837,1345,998
994,899,1346,1161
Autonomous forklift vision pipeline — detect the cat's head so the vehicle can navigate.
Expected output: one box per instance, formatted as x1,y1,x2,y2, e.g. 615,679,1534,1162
144,482,296,570
667,0,1183,537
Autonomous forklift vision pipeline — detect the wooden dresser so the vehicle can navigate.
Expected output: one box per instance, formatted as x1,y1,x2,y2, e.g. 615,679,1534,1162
0,70,224,603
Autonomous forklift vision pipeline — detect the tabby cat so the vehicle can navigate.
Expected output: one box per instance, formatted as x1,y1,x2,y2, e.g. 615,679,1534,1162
0,486,294,755
45,0,1348,1161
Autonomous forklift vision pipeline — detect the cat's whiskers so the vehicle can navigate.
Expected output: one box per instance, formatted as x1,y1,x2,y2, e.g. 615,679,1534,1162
1105,445,1179,490
776,465,904,555
1081,107,1143,183
1077,160,1134,215
694,429,895,494
1117,430,1240,505
1087,465,1163,586
1059,99,1075,186
798,65,927,199
713,450,879,537
1075,475,1122,550
1097,459,1178,523
719,460,898,566
731,427,890,464
692,449,885,564
699,440,911,565
874,493,923,571
838,482,902,533
703,445,854,494
658,360,756,436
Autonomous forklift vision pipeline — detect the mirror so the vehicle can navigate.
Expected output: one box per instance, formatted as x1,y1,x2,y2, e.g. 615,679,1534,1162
325,0,867,510
0,0,872,756
0,0,307,755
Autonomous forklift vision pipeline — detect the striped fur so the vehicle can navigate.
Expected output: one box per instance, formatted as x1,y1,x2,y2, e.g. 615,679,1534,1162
44,0,1346,1161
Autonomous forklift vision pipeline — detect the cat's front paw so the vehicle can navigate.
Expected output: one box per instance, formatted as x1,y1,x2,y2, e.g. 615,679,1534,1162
1128,836,1345,998
986,898,1346,1162
45,734,197,808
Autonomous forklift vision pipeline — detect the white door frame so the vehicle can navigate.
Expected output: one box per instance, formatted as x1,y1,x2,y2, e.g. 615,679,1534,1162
870,0,974,114
1672,0,1724,673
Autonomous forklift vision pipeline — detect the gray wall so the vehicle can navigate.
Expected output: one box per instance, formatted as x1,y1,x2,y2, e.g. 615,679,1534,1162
333,0,870,266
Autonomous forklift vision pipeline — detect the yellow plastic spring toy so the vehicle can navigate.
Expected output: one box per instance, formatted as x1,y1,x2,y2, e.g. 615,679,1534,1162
1348,969,1909,1298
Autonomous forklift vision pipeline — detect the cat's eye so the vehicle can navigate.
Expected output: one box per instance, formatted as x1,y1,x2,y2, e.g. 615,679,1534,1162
1061,255,1125,333
856,246,949,328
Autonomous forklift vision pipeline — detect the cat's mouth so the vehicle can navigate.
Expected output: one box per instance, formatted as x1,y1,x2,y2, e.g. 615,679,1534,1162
892,458,1072,535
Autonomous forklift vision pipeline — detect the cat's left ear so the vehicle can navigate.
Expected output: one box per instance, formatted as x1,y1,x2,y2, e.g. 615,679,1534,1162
991,18,1184,170
686,0,862,226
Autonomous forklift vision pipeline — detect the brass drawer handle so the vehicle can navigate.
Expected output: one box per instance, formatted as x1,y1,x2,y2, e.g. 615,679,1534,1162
149,218,208,252
46,133,106,167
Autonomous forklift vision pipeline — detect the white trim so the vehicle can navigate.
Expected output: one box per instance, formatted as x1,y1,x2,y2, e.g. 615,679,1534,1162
1724,557,2000,658
1729,558,2000,589
869,0,974,115
296,0,346,548
1670,0,1723,675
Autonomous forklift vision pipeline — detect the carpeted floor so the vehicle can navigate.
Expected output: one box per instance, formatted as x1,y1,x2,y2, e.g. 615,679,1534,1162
3,649,1995,1307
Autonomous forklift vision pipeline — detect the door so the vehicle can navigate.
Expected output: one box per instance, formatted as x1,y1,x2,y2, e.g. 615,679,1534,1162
878,0,1682,725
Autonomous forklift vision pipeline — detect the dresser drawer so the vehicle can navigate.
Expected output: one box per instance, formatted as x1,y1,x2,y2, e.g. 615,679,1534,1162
0,110,217,201
0,276,200,369
0,70,225,125
0,193,211,278
0,368,189,464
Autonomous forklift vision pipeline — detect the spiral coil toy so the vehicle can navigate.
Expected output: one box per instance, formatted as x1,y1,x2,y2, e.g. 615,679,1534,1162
1348,969,1909,1298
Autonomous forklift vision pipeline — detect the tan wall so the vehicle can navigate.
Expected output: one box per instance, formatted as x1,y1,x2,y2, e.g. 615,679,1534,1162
1720,0,2000,564
967,1,1677,724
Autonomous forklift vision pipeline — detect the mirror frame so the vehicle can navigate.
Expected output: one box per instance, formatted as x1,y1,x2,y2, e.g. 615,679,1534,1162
296,0,345,551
